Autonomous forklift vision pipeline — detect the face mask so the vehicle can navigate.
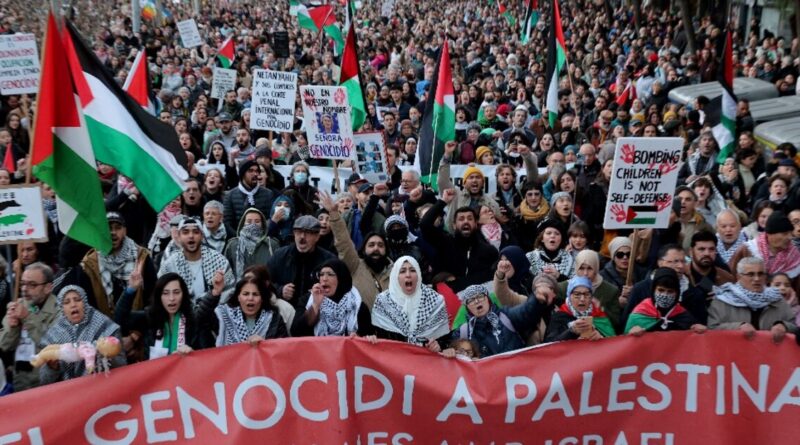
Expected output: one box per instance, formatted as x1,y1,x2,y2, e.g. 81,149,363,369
275,206,291,220
507,151,520,158
387,227,409,242
653,292,676,309
242,223,264,238
293,172,308,184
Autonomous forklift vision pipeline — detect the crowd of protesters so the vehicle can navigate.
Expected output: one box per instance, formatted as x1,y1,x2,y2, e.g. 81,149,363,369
0,0,799,394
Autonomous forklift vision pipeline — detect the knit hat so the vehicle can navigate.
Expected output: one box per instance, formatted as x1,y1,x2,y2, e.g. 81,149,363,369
475,146,492,162
238,159,258,179
533,273,558,291
458,284,489,304
550,191,572,206
608,236,632,257
651,267,679,293
766,211,793,234
567,276,593,297
462,163,484,183
537,217,567,238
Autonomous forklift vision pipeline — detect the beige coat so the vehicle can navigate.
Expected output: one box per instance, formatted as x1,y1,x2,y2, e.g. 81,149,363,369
330,211,391,310
708,298,797,332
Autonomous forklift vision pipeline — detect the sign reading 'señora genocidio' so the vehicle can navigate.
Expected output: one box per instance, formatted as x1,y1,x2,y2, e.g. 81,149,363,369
0,332,798,444
300,85,354,160
0,33,40,95
0,185,47,244
250,69,297,133
604,137,683,230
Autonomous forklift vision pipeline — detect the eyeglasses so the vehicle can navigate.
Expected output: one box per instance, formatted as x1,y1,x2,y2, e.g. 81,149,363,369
740,271,766,278
571,291,592,300
614,251,631,259
20,281,48,288
466,295,487,306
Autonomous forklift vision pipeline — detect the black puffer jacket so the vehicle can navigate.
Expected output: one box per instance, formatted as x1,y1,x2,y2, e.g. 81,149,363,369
223,185,276,235
265,245,336,309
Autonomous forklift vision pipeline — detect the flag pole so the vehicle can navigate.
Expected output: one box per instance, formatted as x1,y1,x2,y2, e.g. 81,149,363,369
427,36,445,191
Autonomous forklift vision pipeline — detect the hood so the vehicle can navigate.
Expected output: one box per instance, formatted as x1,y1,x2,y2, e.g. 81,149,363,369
237,207,269,235
270,194,295,219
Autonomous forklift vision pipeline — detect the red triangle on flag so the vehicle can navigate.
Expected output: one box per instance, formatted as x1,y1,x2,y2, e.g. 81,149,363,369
3,143,15,173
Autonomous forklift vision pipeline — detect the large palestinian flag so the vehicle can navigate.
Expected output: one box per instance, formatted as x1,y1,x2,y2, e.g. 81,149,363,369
339,2,366,131
707,28,737,163
414,40,454,188
544,0,566,128
296,4,345,55
63,21,188,212
32,13,111,253
122,49,156,115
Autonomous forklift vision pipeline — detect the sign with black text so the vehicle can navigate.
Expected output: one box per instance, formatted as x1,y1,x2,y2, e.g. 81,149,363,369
251,69,298,133
300,85,354,160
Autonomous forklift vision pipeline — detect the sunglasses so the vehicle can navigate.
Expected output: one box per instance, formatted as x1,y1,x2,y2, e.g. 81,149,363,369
615,251,631,259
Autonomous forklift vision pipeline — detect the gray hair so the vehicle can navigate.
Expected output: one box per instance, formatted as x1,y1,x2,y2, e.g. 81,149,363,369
402,169,420,181
737,257,765,275
291,160,310,175
716,209,742,228
204,200,224,214
25,262,54,283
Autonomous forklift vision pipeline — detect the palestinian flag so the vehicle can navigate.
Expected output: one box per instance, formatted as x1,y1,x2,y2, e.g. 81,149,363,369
122,50,156,115
32,13,111,253
63,21,188,212
498,1,516,27
296,4,345,54
289,0,300,16
624,298,687,333
2,143,14,173
708,28,737,163
544,0,566,128
339,3,366,131
414,40,455,187
217,37,235,69
520,0,539,44
558,304,616,337
615,80,637,108
625,206,658,225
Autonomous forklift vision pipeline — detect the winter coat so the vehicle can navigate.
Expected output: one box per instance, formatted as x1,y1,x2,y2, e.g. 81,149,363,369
222,185,276,235
708,298,798,333
265,245,336,309
452,296,544,357
224,208,281,275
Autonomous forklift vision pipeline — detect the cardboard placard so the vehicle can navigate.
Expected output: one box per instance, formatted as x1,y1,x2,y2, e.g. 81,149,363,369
210,67,237,99
250,69,297,132
300,85,354,160
177,19,203,48
0,34,40,95
0,185,48,244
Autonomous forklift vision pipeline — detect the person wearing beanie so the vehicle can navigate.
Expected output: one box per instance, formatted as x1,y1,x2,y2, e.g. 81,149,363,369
709,257,797,343
732,211,800,279
526,217,574,281
475,146,495,165
625,267,705,335
254,144,285,191
437,141,500,232
223,158,276,236
600,236,646,304
544,276,616,342
557,250,623,333
452,279,546,357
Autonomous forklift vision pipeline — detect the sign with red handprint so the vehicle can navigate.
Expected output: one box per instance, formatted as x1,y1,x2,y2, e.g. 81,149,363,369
299,86,354,160
604,138,684,230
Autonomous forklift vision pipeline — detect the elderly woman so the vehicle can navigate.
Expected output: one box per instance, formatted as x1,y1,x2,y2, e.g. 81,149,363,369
371,256,450,351
626,268,706,335
197,277,288,346
450,283,545,357
526,219,574,281
557,250,622,332
291,259,372,337
544,277,616,342
115,273,204,359
39,286,126,384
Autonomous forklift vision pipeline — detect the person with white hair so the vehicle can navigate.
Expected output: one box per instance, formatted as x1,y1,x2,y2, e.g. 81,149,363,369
709,257,797,342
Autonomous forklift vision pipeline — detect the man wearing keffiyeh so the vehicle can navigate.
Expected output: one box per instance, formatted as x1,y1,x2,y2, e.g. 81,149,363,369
709,257,797,343
715,209,747,268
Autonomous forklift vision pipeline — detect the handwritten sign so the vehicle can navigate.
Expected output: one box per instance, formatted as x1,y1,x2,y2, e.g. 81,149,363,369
354,132,389,183
0,34,40,95
177,19,203,48
300,85,354,160
210,67,236,99
0,185,47,244
251,69,297,132
603,137,683,230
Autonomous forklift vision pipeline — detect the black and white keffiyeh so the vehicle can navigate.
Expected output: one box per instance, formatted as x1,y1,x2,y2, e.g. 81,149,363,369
717,232,747,264
235,224,264,278
686,151,716,177
203,224,228,252
160,246,232,300
713,282,783,310
214,305,273,346
98,237,138,300
308,287,361,336
372,256,449,345
237,183,260,206
527,249,575,278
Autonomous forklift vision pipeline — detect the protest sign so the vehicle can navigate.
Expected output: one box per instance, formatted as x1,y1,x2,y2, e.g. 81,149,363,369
210,67,236,99
300,85,354,160
274,164,564,195
354,132,389,183
603,137,683,230
273,31,290,58
375,105,395,125
0,185,47,244
0,34,40,95
177,19,203,48
381,0,396,17
251,69,297,132
1,332,798,444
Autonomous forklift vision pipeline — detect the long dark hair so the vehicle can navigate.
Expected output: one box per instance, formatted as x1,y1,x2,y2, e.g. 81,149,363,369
227,277,278,314
242,265,278,301
316,258,352,300
148,273,194,339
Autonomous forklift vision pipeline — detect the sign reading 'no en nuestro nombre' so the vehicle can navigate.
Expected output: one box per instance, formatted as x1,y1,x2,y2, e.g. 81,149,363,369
603,137,684,230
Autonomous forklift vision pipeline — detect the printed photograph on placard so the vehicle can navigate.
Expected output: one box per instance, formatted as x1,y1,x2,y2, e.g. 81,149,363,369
317,112,340,135
353,132,388,183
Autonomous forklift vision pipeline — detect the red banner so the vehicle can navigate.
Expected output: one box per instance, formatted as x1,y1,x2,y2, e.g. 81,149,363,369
1,331,799,444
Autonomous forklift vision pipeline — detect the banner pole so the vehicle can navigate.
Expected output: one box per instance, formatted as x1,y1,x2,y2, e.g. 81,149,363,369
626,229,640,286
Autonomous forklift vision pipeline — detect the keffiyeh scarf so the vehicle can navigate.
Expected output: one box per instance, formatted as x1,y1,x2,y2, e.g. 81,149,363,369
203,224,228,252
42,198,58,226
527,249,575,279
686,151,715,176
238,183,260,206
235,224,264,278
214,305,272,346
308,287,362,336
717,232,747,264
372,286,450,346
753,233,800,277
98,237,138,301
480,223,502,250
713,282,783,310
168,246,231,299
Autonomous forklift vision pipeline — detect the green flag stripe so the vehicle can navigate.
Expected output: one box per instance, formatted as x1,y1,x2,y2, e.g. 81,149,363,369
624,313,659,333
432,101,456,143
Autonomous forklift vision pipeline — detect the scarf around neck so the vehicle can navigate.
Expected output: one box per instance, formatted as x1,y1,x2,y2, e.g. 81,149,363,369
717,232,747,264
754,233,800,277
203,224,228,252
519,200,549,222
557,303,616,337
214,305,272,346
308,287,361,336
98,237,138,301
235,224,265,278
481,223,502,250
238,183,260,206
527,248,574,278
713,282,783,310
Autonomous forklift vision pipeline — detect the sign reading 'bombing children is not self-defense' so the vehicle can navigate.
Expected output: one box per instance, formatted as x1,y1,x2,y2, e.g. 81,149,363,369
603,137,684,230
